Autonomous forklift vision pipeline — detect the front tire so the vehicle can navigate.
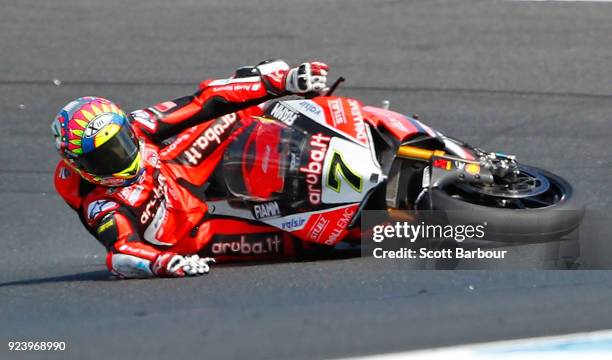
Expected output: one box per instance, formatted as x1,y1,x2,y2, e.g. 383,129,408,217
420,166,584,243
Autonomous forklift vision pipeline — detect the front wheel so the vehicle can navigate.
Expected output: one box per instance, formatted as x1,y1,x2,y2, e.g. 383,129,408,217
418,166,585,243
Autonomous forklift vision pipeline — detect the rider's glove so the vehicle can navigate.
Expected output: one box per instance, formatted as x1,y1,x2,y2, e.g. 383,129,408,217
182,255,215,276
151,252,215,277
284,61,329,95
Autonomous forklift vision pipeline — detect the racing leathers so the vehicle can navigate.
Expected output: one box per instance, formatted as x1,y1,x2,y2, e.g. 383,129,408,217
53,60,329,278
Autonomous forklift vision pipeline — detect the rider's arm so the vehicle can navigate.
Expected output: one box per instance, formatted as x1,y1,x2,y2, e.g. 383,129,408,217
95,210,159,278
85,204,209,278
130,60,328,141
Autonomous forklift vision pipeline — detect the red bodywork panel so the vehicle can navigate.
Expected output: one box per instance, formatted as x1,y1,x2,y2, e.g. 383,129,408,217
362,106,437,142
312,97,370,146
242,121,284,199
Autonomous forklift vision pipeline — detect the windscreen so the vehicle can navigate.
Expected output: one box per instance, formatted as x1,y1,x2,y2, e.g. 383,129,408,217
222,119,308,202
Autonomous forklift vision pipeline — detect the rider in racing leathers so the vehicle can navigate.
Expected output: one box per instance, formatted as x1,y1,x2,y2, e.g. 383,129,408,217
52,60,329,278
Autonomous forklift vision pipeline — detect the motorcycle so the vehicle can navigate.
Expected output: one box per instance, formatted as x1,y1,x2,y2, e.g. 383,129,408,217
202,78,584,250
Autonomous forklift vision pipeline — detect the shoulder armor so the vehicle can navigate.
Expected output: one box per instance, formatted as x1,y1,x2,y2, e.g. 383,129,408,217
53,160,83,210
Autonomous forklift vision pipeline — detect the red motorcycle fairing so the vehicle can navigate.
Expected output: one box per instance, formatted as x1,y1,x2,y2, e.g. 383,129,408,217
241,119,284,199
205,97,385,246
273,97,371,148
362,105,476,160
362,106,438,143
167,217,298,262
287,203,360,246
312,97,369,146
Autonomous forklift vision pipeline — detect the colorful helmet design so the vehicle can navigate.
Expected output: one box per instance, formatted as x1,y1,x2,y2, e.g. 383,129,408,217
51,97,143,187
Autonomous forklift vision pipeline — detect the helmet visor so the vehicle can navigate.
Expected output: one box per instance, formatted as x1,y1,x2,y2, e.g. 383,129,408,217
76,125,139,175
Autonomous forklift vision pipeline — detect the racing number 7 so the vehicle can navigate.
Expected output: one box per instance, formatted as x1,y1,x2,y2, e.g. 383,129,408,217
327,151,362,193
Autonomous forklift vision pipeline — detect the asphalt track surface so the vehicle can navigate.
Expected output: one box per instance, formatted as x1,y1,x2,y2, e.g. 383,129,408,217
2,0,612,359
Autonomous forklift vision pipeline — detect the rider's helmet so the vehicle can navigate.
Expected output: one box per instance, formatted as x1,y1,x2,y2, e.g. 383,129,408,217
51,97,143,187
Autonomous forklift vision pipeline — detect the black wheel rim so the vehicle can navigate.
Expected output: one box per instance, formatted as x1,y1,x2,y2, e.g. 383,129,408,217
445,167,565,209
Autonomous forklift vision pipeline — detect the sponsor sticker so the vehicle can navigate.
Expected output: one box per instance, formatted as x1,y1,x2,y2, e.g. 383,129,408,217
83,113,114,138
100,176,132,187
131,110,157,132
210,234,283,256
252,201,281,219
86,200,119,222
299,133,331,205
97,216,115,234
177,113,238,166
269,102,299,126
280,216,307,231
140,174,167,225
324,207,355,245
347,99,367,144
159,129,195,157
328,98,346,126
453,161,480,175
212,83,259,92
297,100,323,117
308,215,331,242
120,185,145,206
58,167,71,179
465,163,481,175
433,158,452,170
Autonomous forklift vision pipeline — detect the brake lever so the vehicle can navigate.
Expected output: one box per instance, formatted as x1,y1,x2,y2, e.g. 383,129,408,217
326,76,345,96
303,76,346,99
